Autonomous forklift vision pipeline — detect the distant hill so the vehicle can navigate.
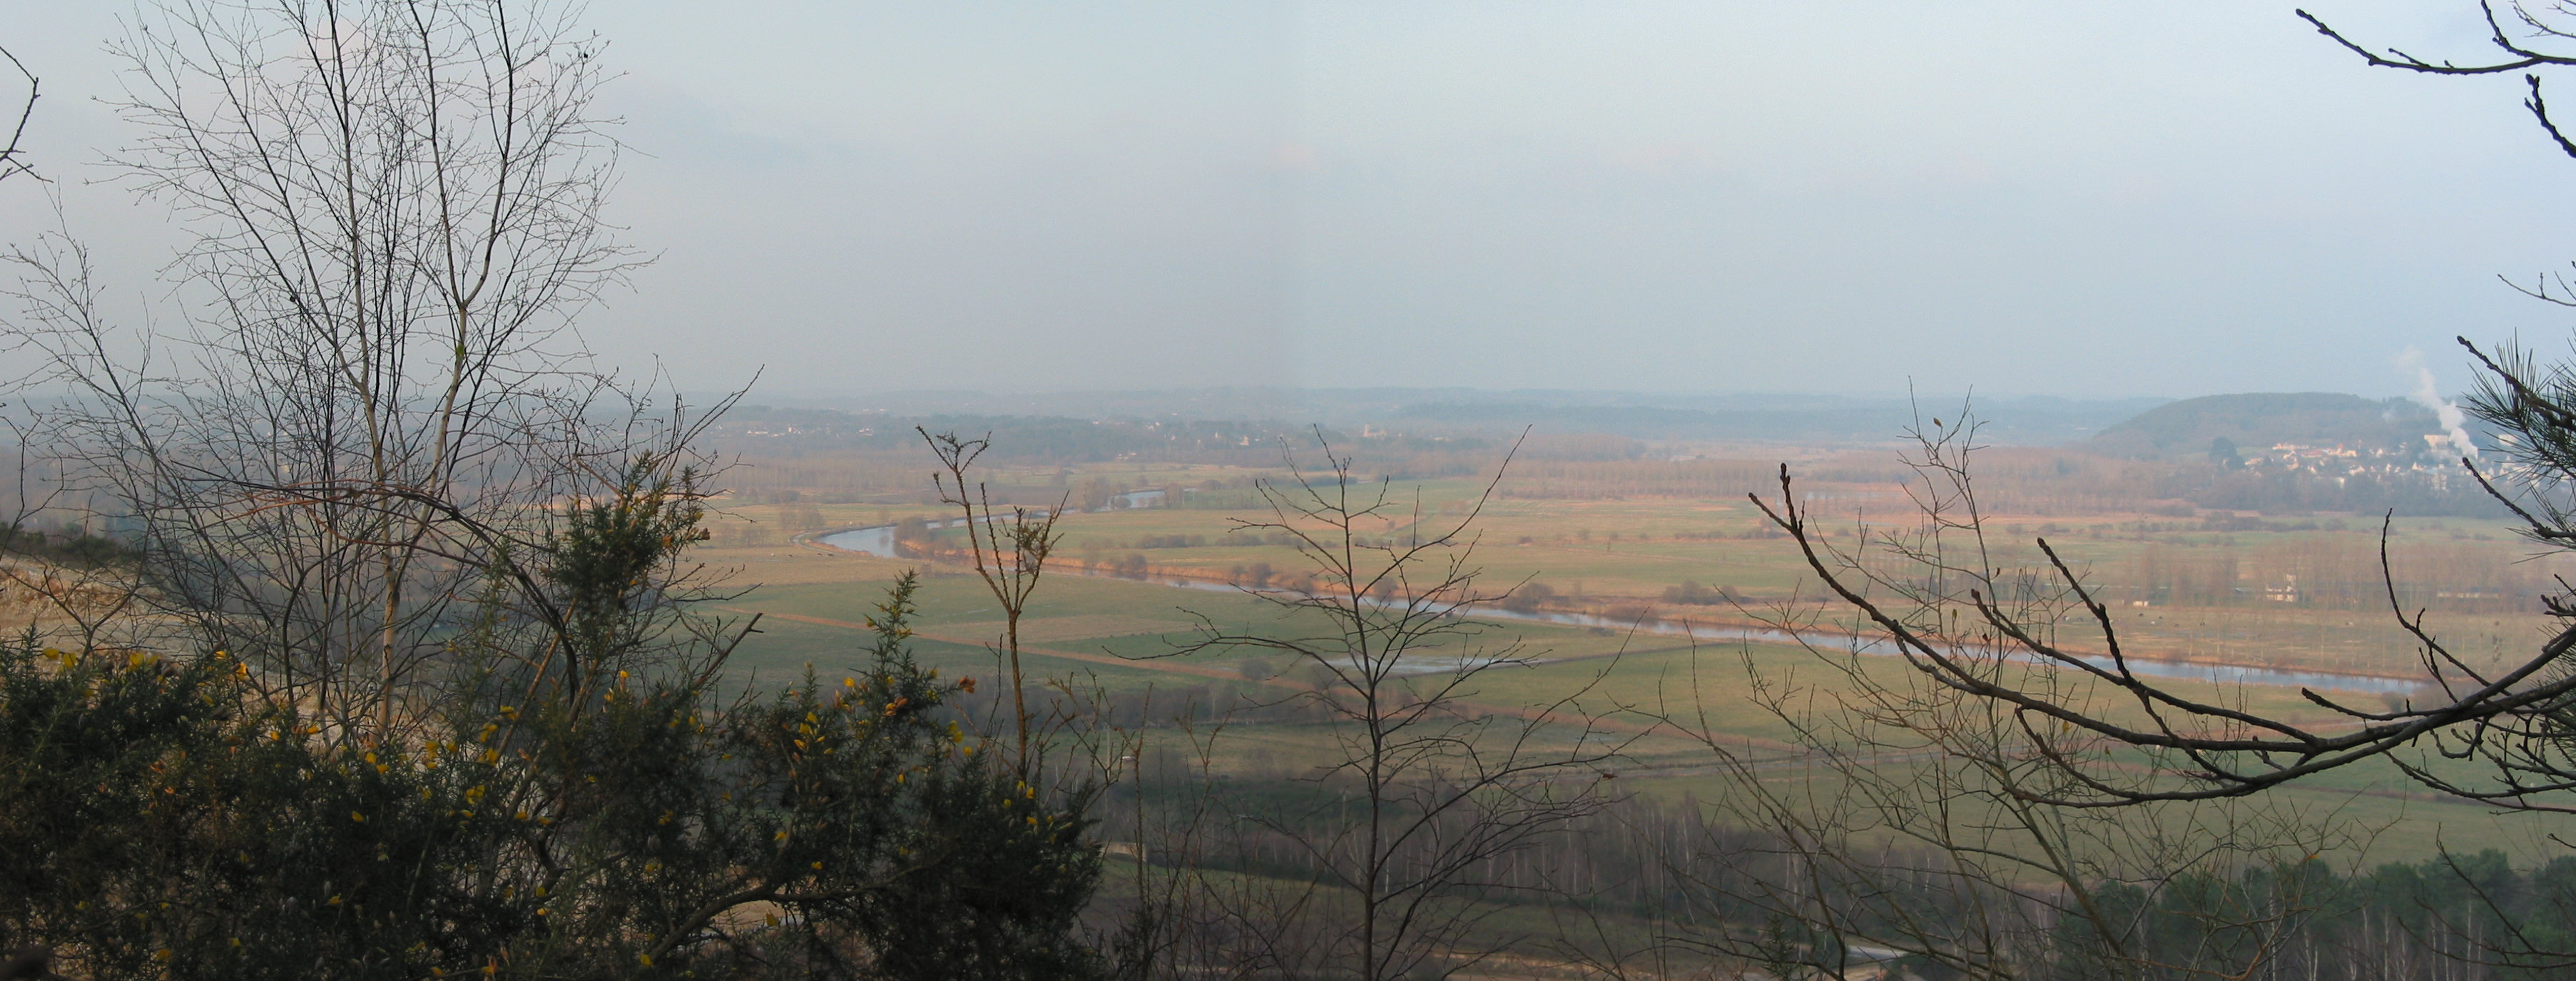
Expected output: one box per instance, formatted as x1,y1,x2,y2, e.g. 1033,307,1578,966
2089,393,2440,460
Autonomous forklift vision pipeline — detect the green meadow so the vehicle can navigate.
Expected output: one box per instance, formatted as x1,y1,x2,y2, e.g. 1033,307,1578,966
708,522,2576,870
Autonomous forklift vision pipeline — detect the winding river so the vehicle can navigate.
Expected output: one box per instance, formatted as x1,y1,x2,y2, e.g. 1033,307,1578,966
807,525,2425,695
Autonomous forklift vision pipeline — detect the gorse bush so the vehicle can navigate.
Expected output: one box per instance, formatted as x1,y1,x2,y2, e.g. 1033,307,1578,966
0,467,1102,980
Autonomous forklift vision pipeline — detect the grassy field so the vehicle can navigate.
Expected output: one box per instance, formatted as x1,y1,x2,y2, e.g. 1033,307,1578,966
696,516,2576,868
707,472,2568,677
666,447,2576,880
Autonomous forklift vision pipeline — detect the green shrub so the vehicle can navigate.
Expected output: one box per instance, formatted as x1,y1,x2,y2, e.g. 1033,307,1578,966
0,476,1103,979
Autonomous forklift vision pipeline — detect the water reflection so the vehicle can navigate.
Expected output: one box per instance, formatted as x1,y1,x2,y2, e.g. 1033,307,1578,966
814,514,1042,558
816,525,897,556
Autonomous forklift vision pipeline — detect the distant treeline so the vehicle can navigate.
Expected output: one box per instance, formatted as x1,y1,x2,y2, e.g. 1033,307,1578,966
710,409,1661,504
1482,449,2505,517
1962,530,2554,614
703,406,2506,519
1388,395,2164,445
1863,448,2506,519
1492,457,1792,500
0,523,136,568
711,444,2506,520
715,408,1493,466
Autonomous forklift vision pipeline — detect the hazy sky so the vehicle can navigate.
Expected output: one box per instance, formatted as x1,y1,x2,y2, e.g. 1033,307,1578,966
6,2,2576,401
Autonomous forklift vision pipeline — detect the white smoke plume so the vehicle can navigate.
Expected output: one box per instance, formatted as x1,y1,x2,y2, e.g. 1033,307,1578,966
2396,346,2479,459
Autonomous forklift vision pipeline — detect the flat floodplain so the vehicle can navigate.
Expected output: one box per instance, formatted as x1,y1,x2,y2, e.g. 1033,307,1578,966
695,467,2576,867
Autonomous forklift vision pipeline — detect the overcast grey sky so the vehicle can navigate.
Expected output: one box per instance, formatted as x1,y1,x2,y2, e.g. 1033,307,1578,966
5,2,2576,401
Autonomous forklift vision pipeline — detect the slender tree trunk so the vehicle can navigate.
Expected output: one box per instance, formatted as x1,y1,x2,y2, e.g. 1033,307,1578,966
1009,611,1027,769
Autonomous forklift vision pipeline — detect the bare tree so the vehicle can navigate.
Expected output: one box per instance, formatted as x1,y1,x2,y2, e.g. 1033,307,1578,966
1672,4,2576,951
1855,6,2576,824
922,427,1067,773
1171,434,1635,981
1671,347,2576,974
1709,4,2576,820
4,0,681,742
1624,411,2371,980
1729,398,2576,815
0,44,35,186
2300,4,2576,312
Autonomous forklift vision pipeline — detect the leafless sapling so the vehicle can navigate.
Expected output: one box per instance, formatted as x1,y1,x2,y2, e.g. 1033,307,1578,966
1172,433,1636,981
921,427,1069,775
1635,410,2366,980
